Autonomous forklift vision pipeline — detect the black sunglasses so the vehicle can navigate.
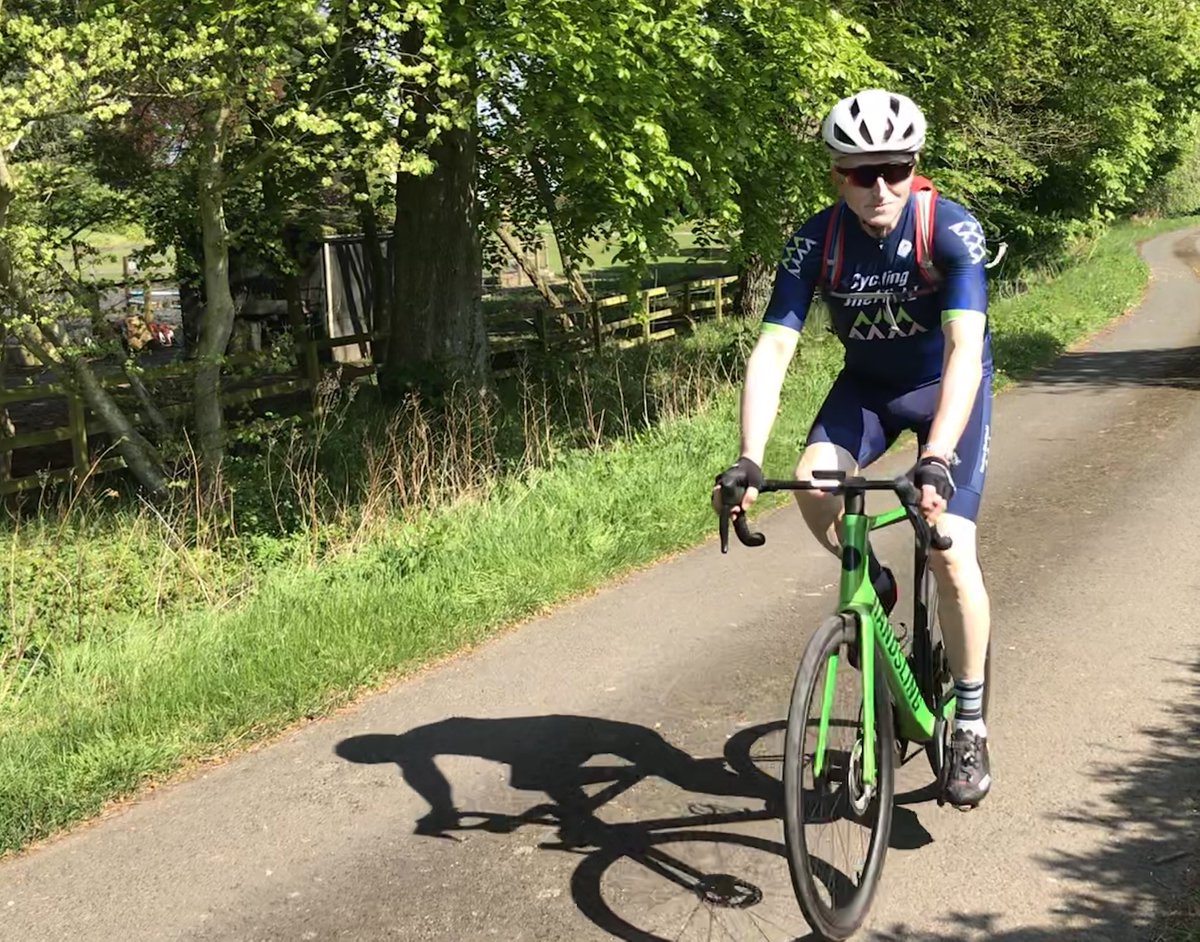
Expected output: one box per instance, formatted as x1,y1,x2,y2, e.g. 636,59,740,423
835,162,915,188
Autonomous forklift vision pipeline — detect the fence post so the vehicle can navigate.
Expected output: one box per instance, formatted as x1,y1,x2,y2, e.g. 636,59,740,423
590,301,602,351
303,339,321,408
122,256,133,310
641,290,652,344
715,279,725,322
682,281,692,323
66,391,89,480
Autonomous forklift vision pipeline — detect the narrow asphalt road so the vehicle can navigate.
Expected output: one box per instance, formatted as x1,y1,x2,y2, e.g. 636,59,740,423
3,230,1199,942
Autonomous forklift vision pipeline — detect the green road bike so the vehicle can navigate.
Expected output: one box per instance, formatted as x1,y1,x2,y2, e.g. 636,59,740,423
717,469,990,940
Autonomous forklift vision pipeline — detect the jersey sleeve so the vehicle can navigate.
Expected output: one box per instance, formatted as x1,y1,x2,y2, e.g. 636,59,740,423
932,199,989,323
761,208,831,334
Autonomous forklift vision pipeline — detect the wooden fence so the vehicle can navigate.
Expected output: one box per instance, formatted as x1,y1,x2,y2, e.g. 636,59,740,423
0,273,738,495
0,334,365,496
489,274,737,375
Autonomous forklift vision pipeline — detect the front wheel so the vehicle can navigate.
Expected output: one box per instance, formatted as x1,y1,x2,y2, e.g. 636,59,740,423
784,614,895,940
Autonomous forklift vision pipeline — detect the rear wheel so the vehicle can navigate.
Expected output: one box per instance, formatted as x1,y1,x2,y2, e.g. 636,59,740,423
784,614,894,940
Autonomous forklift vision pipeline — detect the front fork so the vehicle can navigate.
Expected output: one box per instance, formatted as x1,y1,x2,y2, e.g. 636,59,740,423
814,511,880,784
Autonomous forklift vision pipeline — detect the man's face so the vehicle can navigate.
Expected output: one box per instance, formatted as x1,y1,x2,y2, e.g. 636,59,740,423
832,154,916,232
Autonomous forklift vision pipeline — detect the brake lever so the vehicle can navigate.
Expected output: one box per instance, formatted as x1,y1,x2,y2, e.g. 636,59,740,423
893,474,954,551
718,480,766,553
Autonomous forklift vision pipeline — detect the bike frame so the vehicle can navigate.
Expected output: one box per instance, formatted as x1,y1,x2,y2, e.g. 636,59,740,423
823,498,939,787
721,473,952,790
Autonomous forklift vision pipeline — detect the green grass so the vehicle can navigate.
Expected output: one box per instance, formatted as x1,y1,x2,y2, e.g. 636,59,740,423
1,215,1196,855
56,226,175,283
539,221,731,293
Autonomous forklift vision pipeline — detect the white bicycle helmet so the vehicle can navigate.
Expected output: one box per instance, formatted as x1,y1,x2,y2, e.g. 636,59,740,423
822,89,926,156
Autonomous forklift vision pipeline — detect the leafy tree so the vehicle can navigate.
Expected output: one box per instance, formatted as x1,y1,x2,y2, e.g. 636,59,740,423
0,6,167,492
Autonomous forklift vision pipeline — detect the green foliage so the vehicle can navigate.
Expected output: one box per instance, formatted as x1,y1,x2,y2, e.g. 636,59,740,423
1142,115,1200,218
476,0,882,271
841,0,1200,260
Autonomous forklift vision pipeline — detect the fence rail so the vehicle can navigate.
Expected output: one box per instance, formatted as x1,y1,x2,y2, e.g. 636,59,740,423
1,272,739,494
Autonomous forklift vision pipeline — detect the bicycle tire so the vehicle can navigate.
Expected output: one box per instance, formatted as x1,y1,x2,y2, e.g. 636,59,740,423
784,613,895,940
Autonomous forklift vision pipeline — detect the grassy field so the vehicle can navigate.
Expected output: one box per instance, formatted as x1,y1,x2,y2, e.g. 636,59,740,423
57,226,175,283
535,222,732,294
1,215,1196,857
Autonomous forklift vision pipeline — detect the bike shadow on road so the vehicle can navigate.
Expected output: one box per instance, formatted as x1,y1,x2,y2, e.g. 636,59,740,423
336,715,820,940
869,653,1200,942
335,714,952,941
335,714,779,838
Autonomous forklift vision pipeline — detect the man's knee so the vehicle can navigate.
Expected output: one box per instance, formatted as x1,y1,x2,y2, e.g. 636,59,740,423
929,514,984,585
794,442,857,497
793,443,856,551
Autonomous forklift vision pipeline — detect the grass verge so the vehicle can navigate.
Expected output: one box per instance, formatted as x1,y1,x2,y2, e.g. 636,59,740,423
1,215,1197,855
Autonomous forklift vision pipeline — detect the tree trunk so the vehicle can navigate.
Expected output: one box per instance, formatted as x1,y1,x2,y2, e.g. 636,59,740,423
0,323,13,484
734,252,775,319
0,151,16,483
493,224,575,335
23,324,168,495
123,364,172,441
74,307,174,444
383,115,489,398
528,153,592,308
193,103,237,482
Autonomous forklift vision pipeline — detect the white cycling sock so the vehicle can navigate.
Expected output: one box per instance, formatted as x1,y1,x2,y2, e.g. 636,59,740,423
953,678,987,736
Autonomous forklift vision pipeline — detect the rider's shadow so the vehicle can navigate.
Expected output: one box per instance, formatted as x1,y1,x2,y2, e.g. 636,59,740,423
335,714,776,843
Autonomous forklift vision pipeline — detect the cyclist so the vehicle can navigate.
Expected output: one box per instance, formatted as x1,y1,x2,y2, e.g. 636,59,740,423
716,89,993,807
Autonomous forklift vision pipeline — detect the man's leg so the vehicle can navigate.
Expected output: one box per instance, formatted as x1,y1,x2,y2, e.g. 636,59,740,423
928,513,990,691
794,440,858,554
796,373,897,608
922,375,993,806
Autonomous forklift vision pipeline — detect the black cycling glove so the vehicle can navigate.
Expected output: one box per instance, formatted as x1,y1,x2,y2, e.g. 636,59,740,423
913,455,956,502
715,456,763,505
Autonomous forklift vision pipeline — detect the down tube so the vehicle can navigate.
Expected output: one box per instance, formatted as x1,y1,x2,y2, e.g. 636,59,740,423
875,614,937,740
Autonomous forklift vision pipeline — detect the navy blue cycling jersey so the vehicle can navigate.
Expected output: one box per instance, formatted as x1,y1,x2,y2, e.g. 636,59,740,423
763,194,992,389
